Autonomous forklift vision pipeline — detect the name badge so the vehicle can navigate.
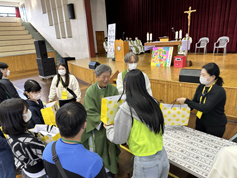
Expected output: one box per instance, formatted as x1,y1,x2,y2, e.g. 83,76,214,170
196,111,202,119
61,91,67,99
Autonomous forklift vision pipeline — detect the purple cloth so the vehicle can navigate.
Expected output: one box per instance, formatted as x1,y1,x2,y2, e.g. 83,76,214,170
144,46,154,51
181,40,191,51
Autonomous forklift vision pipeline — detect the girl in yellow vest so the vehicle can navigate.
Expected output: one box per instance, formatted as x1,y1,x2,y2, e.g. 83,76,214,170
105,69,169,178
177,63,227,137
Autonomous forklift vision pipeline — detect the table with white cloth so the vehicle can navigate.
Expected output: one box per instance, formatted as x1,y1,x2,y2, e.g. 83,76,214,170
164,125,237,178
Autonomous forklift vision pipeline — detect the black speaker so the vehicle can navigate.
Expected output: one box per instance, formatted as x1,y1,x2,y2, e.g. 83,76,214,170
60,57,75,70
67,3,75,19
179,69,201,83
34,40,48,59
36,57,55,69
36,57,56,77
89,61,100,70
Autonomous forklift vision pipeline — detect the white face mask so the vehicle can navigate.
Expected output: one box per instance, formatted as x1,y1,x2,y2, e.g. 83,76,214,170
128,63,137,70
23,109,32,123
200,77,212,85
6,70,10,76
58,70,66,76
31,93,41,100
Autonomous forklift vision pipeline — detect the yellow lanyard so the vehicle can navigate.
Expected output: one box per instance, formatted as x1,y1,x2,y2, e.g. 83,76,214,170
60,77,68,99
199,85,213,104
196,83,215,119
60,77,67,90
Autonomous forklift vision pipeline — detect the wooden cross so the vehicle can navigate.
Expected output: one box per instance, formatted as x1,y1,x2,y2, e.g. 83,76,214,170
184,6,196,57
184,6,196,36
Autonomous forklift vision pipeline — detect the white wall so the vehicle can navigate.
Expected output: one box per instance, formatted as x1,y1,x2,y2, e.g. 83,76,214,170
25,0,89,59
90,0,107,53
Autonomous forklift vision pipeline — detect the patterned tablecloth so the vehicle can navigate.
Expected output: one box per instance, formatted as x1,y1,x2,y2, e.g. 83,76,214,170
163,126,237,178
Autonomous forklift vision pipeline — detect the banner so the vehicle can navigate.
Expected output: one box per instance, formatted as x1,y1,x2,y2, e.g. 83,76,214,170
107,23,116,58
151,47,173,67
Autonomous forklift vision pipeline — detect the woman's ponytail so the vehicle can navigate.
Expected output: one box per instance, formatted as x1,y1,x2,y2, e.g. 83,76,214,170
216,76,224,86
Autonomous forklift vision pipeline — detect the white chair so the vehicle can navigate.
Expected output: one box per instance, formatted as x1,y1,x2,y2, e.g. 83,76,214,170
213,36,229,55
195,37,209,55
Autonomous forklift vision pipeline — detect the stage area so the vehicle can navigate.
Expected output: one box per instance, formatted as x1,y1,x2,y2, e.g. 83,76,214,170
69,53,237,87
68,53,237,119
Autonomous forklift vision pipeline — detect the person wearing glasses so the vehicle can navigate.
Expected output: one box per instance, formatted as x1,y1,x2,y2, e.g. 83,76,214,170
177,63,227,137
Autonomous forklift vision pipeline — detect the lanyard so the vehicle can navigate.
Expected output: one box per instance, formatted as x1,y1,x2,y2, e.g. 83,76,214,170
60,77,67,90
196,83,215,119
199,84,214,104
61,138,81,144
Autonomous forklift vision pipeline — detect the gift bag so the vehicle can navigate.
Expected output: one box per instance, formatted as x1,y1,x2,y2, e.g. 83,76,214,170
160,103,190,125
101,95,126,125
29,124,60,145
41,101,59,126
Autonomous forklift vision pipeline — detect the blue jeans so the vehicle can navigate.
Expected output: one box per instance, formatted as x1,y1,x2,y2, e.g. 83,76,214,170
132,148,170,178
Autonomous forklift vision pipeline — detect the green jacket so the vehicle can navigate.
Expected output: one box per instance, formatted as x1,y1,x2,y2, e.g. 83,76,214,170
81,82,120,174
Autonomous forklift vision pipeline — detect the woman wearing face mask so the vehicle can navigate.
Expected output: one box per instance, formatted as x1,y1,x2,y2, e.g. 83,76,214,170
116,52,152,96
177,63,227,137
0,98,46,178
48,63,81,107
106,69,169,178
24,79,45,129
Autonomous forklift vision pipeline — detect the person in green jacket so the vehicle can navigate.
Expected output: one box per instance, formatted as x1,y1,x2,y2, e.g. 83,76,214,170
81,64,120,178
105,69,169,178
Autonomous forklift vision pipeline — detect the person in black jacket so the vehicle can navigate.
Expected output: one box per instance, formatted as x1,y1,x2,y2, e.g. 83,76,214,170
0,71,11,103
177,63,227,137
0,62,19,98
24,79,45,129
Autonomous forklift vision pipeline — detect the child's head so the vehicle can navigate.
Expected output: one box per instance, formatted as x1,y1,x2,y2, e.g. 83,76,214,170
24,79,42,100
0,98,31,135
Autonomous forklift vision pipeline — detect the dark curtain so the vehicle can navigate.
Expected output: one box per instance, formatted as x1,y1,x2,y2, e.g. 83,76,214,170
15,7,20,17
105,0,237,52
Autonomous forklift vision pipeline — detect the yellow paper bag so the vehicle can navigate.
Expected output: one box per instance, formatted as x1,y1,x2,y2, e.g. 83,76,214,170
160,103,190,126
101,95,126,125
29,124,61,145
41,101,59,126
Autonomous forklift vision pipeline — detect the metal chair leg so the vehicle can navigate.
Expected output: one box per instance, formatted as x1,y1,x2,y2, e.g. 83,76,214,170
195,47,196,55
217,48,218,55
213,48,215,55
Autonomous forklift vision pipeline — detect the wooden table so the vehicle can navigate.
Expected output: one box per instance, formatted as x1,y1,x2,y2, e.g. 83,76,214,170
164,125,237,178
145,41,182,65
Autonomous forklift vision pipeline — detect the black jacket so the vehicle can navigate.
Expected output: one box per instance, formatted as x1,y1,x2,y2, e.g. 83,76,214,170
0,83,11,103
185,84,227,127
0,79,19,98
27,99,45,129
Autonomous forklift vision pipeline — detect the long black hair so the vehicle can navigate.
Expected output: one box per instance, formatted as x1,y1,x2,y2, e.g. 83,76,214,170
123,69,164,134
23,79,41,99
202,63,224,86
56,63,70,88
